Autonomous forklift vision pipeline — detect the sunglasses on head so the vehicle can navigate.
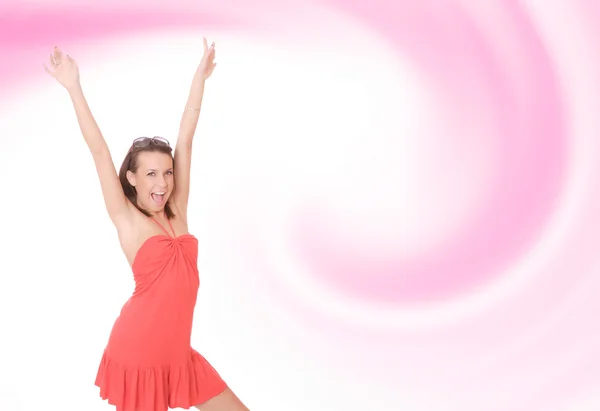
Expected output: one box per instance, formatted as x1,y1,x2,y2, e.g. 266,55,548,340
132,136,170,148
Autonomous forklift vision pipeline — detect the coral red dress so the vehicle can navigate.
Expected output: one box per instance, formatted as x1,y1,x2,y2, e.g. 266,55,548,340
95,217,227,411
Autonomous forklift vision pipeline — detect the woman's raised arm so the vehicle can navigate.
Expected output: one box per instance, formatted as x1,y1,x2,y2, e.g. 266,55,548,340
171,38,217,218
45,47,132,225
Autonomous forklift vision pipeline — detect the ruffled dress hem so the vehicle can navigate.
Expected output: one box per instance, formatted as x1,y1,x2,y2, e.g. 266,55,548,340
95,349,227,411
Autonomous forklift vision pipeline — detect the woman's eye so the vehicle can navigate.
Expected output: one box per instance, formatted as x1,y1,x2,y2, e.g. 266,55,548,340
147,172,155,176
166,170,173,175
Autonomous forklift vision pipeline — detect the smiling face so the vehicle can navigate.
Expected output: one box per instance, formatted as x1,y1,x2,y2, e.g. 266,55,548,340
126,151,175,214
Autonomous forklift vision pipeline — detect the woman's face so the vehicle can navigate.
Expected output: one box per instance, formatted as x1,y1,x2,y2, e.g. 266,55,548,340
127,151,174,214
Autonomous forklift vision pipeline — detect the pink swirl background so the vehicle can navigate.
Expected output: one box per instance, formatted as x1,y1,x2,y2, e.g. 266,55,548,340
2,1,600,410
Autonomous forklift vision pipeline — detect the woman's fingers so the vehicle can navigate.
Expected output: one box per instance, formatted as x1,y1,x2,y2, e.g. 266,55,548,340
206,42,215,62
49,52,58,68
54,47,63,64
49,47,75,69
43,64,55,77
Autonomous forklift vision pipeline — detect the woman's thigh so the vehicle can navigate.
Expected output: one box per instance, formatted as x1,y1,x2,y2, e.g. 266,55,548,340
193,387,250,411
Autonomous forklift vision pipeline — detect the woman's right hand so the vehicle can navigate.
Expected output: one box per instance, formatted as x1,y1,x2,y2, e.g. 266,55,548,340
44,46,80,90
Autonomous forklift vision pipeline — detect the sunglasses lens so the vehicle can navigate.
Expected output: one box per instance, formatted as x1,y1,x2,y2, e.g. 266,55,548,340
153,137,169,146
132,137,150,147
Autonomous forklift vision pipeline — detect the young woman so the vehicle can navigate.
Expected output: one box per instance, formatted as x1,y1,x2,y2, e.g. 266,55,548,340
44,40,249,411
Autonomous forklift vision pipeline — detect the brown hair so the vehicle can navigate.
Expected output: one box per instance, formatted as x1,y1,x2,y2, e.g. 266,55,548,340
118,141,176,219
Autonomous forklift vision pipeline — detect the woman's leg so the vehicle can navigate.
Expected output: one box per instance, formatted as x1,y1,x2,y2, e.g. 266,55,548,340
193,387,250,411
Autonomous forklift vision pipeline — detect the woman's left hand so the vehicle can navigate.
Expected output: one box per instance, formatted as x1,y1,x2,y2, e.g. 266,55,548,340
198,37,216,80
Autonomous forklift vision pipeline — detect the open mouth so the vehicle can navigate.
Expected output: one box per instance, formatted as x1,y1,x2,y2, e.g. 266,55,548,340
151,191,166,205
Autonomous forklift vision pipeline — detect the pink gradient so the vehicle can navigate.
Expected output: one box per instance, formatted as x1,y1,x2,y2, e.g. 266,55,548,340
285,1,567,303
0,7,235,93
